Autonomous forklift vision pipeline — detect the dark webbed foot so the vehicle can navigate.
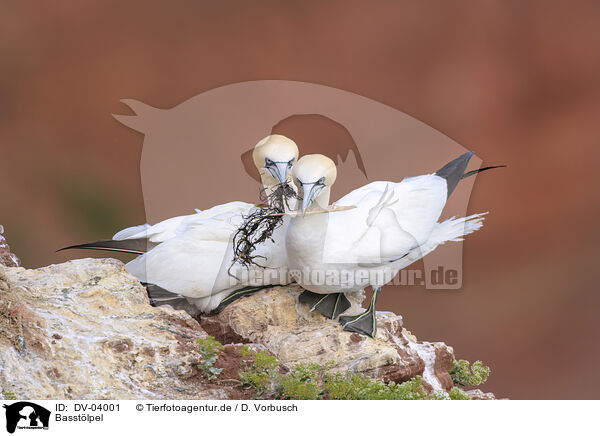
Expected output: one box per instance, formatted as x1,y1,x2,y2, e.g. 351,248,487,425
339,310,377,337
211,285,273,314
298,290,351,319
142,282,186,307
338,287,381,338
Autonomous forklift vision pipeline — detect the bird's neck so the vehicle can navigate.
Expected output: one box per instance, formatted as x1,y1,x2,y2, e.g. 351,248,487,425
309,187,331,212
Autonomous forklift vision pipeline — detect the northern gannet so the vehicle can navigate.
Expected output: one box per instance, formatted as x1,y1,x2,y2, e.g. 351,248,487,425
60,134,299,312
286,153,501,337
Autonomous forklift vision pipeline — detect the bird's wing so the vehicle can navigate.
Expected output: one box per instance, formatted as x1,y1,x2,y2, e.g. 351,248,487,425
125,237,234,299
113,201,253,243
321,184,399,263
192,201,252,220
124,201,266,298
173,202,254,242
112,223,151,240
322,176,447,263
385,213,486,272
112,215,191,242
386,174,448,246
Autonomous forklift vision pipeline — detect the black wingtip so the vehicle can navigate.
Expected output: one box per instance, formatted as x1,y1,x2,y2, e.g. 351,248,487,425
461,164,507,179
435,152,476,198
56,239,150,255
56,243,96,253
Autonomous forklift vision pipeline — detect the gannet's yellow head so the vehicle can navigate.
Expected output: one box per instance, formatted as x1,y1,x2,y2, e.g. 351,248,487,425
252,134,299,186
292,154,337,215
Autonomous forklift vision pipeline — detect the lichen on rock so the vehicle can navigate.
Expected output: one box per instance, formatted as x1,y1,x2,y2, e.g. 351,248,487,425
199,285,455,391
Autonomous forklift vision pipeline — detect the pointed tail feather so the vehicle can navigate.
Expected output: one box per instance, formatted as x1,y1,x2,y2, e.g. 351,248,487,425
462,165,507,179
57,238,155,254
389,213,487,272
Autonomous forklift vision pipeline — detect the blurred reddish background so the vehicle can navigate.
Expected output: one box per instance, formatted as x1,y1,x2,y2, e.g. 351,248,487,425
1,1,599,399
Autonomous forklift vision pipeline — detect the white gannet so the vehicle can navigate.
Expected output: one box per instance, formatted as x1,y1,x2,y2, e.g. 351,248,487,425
60,134,299,312
286,153,501,337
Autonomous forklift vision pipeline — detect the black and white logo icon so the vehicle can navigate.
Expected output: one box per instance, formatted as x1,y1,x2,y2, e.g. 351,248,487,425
2,402,50,434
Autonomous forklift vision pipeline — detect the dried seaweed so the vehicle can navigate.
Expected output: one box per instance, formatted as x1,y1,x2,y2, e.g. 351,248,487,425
260,183,297,212
229,184,298,276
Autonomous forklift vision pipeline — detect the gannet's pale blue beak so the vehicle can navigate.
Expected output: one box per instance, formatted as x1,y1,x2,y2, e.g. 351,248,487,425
300,182,324,216
266,161,293,185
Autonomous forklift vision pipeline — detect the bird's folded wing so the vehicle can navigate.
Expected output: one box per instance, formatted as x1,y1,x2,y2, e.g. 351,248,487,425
126,238,233,299
321,177,446,264
387,174,447,246
113,201,252,243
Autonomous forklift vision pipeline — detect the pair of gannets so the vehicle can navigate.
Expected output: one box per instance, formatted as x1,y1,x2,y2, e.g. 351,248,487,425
63,134,501,337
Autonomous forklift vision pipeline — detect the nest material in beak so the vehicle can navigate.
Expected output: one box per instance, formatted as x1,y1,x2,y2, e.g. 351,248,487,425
229,183,299,276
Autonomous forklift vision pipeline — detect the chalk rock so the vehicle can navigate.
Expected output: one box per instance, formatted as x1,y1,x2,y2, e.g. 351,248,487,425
0,258,230,400
0,257,465,399
199,285,455,390
0,225,20,267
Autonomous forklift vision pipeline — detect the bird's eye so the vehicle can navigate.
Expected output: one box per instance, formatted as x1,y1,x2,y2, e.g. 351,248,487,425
288,158,295,167
265,158,273,166
316,177,326,185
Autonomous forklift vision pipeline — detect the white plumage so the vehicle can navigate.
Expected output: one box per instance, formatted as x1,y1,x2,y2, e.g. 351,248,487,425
125,208,292,312
112,201,250,244
288,176,483,291
286,153,487,336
